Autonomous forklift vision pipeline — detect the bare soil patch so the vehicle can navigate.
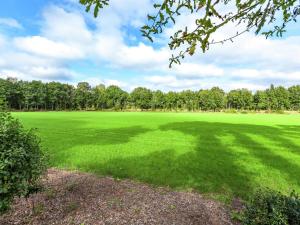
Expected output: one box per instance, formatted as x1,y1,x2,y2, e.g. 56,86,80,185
0,169,235,225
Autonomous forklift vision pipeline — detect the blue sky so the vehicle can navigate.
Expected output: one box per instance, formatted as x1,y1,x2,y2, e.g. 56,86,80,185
0,0,299,91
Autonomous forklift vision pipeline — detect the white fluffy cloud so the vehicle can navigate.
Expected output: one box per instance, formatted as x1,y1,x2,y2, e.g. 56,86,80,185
0,6,91,81
41,6,92,44
0,0,299,91
0,18,22,29
0,67,75,81
170,63,224,78
85,77,129,89
202,34,300,72
14,36,85,59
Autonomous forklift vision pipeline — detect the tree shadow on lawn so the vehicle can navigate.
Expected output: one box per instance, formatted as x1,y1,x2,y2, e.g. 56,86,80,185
277,125,300,140
50,126,152,165
81,121,300,201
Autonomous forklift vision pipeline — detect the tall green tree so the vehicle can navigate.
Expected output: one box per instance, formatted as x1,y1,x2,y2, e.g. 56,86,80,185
47,82,60,110
75,82,92,110
165,91,179,110
266,85,290,110
180,90,198,111
227,89,253,110
208,87,225,111
60,84,75,110
131,87,153,110
253,90,268,110
93,84,107,110
198,89,210,110
288,85,300,110
199,87,226,111
5,78,23,110
105,85,129,110
0,79,7,111
151,90,165,110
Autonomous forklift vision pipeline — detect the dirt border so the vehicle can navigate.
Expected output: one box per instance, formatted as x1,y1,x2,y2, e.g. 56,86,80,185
0,169,237,225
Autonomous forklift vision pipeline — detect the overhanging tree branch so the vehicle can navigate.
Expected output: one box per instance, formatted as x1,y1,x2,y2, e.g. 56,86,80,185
80,0,300,67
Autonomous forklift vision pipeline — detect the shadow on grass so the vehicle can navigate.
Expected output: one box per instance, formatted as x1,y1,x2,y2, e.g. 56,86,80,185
80,121,300,200
50,126,152,165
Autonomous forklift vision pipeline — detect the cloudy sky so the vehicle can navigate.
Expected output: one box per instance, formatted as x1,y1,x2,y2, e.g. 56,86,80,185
0,0,299,91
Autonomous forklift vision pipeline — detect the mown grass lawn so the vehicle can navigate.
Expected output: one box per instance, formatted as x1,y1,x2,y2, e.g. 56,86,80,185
13,112,300,202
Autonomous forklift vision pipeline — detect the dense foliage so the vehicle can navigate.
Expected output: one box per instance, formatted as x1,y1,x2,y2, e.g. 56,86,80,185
0,112,46,213
0,78,300,111
243,189,300,225
80,0,300,66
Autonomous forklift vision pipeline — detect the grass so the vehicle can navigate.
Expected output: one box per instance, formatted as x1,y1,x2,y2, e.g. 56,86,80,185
13,112,300,202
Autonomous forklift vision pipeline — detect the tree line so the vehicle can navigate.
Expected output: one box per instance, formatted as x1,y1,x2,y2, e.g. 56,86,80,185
1,77,300,111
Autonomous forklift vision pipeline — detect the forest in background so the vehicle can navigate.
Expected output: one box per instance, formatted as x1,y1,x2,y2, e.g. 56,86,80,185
1,77,300,111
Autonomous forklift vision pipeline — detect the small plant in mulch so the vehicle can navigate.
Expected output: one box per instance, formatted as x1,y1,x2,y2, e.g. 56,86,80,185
65,201,80,213
32,202,45,216
169,204,176,210
230,198,245,224
44,188,57,200
230,210,244,223
107,197,123,208
133,207,141,214
65,182,78,192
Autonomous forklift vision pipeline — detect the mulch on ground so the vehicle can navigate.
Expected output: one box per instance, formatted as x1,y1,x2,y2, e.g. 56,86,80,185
0,169,236,225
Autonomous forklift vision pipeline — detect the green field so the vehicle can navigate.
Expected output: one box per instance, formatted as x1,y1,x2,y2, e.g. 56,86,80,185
13,112,300,201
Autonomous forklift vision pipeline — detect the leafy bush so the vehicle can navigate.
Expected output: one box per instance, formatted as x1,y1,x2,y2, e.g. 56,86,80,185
273,110,285,114
224,109,238,114
243,189,300,225
0,112,46,213
241,111,249,114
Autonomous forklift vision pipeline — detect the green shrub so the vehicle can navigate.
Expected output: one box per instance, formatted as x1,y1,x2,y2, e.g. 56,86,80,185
0,112,46,213
241,111,249,114
243,189,300,225
273,110,285,114
224,109,238,113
